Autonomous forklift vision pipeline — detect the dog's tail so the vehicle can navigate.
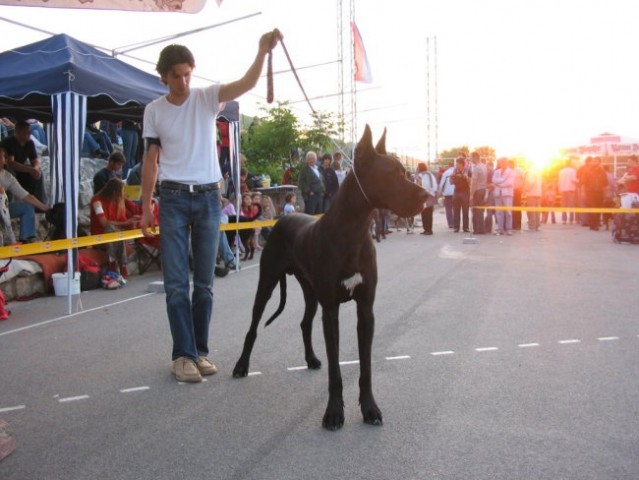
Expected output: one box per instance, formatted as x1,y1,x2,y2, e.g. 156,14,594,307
264,275,287,327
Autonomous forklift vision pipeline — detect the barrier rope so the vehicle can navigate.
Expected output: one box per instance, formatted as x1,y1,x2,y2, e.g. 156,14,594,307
2,205,638,259
0,218,279,260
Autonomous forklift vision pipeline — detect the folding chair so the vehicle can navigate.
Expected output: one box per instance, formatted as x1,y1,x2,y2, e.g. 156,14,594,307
136,235,161,274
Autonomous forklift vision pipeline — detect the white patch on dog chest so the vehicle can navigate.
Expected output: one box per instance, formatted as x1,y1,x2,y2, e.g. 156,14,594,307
341,273,363,295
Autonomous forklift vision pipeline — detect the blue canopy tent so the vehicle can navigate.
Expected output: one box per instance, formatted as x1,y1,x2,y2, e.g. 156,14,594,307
0,33,168,311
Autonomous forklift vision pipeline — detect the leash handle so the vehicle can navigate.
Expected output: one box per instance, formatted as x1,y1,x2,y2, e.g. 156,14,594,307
266,50,274,104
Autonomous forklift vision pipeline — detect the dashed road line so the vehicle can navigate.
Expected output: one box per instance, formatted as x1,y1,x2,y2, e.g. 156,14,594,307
2,334,636,415
120,386,150,393
339,360,360,365
0,405,25,413
58,395,90,403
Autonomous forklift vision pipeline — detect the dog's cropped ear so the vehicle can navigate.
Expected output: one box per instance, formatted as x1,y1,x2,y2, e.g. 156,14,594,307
356,125,375,161
375,128,387,154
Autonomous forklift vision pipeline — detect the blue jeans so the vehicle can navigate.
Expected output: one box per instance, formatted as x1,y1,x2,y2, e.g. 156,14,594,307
8,201,36,240
443,195,453,228
120,128,139,178
495,195,513,233
159,185,221,361
218,225,235,265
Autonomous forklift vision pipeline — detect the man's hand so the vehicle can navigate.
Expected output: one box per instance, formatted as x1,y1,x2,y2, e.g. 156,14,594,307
140,208,157,238
29,167,42,180
259,29,282,55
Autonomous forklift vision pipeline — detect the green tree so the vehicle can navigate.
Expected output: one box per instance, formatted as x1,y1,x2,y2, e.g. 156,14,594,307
242,104,345,185
439,146,470,163
242,102,300,184
474,146,496,162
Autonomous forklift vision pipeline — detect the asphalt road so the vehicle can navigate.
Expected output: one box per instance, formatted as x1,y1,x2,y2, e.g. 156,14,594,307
1,212,638,480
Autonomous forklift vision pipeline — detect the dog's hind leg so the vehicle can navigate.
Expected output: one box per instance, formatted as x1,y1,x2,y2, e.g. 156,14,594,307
356,302,383,426
296,275,322,370
320,305,345,430
232,272,284,378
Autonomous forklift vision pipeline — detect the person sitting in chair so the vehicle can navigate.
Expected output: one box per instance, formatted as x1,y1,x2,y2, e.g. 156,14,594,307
0,146,49,245
90,178,141,278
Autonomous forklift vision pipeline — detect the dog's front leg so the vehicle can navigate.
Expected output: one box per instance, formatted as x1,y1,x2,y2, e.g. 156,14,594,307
357,302,383,426
321,305,344,430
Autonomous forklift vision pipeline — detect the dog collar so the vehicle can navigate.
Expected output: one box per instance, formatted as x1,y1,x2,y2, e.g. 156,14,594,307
351,161,372,205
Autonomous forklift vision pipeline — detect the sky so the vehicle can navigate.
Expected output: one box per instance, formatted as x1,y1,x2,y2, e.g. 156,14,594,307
1,0,639,164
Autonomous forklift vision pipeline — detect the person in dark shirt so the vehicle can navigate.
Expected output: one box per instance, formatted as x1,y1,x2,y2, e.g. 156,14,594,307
93,151,125,194
0,120,46,205
450,156,471,232
320,153,339,213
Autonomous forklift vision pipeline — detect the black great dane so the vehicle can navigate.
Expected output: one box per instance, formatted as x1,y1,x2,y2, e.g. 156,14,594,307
232,125,429,430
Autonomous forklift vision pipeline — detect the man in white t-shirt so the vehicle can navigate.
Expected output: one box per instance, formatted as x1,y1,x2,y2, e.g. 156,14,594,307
140,30,282,383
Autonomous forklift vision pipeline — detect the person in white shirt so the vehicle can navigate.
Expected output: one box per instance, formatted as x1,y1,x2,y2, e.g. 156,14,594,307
557,159,578,224
489,157,515,235
524,167,542,231
140,30,282,384
416,162,438,235
438,163,455,228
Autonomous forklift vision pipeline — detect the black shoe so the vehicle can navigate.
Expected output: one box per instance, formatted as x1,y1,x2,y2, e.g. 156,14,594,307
454,229,460,233
421,231,433,235
463,229,470,233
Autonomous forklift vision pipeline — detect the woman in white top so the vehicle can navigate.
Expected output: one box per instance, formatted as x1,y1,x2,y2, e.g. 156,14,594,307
490,157,515,235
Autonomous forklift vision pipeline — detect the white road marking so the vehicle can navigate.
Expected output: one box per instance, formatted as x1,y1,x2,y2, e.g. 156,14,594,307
120,386,150,393
518,343,540,348
287,366,307,371
58,395,90,403
597,336,620,341
385,355,411,360
0,292,157,338
558,339,581,344
248,371,262,376
475,347,499,352
0,405,26,413
339,360,360,365
431,350,455,356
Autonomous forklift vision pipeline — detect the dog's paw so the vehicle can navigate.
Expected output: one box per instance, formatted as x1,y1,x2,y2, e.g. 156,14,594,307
306,357,322,370
232,361,249,378
362,408,383,426
322,410,345,431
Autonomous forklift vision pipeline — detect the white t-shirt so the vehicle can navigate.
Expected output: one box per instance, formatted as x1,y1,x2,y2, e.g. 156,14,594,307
558,167,577,193
143,84,223,184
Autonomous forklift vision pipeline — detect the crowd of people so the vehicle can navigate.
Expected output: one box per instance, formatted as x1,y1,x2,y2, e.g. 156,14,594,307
419,152,639,237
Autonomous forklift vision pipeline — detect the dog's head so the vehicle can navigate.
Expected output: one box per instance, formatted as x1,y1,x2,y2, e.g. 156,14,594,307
353,125,429,217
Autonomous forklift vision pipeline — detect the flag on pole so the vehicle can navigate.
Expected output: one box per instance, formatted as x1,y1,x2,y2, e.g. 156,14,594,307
352,21,373,83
